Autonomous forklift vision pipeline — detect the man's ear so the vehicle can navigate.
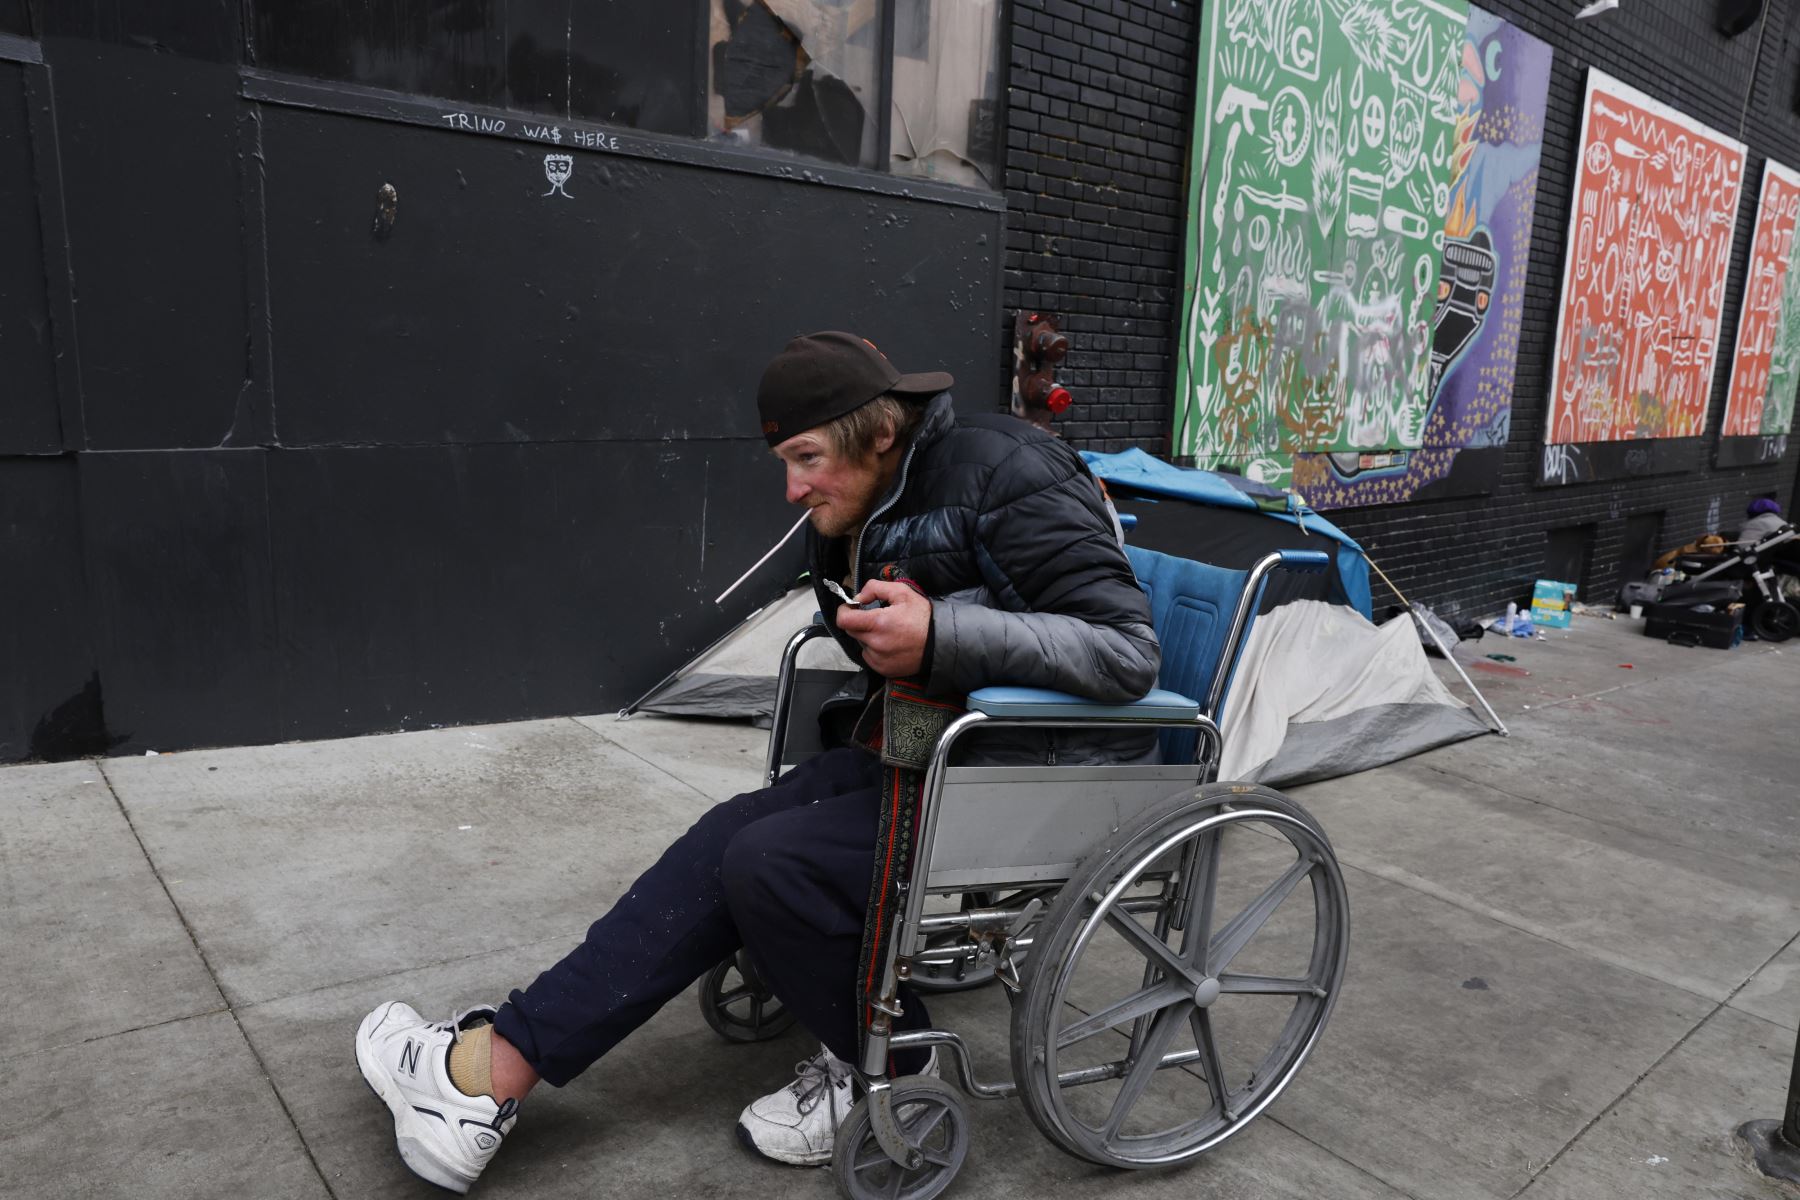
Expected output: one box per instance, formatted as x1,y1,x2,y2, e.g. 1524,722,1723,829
873,418,897,456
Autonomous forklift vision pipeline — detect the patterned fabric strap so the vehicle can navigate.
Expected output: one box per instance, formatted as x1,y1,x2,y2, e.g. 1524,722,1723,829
855,678,965,1034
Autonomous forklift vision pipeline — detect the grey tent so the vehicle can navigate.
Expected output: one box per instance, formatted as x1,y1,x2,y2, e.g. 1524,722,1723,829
631,585,853,727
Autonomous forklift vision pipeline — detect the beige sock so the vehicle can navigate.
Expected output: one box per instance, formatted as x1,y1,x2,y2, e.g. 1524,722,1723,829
447,1022,495,1099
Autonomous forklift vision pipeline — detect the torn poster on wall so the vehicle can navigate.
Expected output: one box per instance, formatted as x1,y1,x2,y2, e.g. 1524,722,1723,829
1721,160,1800,441
1172,0,1552,509
1543,71,1746,450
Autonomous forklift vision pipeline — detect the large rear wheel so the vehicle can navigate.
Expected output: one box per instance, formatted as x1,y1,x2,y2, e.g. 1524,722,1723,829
1010,784,1349,1168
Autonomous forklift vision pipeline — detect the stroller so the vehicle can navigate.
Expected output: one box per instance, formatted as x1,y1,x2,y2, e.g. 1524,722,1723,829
1670,523,1800,642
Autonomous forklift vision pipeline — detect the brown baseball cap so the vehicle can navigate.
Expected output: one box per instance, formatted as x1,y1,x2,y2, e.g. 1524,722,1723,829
756,331,954,447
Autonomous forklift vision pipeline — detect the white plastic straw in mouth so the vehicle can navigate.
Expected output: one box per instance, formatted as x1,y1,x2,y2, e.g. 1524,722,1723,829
714,510,812,605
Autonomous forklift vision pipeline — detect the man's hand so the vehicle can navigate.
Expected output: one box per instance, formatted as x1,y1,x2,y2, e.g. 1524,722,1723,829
834,579,931,678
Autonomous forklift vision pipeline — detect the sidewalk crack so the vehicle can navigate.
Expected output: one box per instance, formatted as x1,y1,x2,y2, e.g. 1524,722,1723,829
1506,927,1800,1197
97,759,343,1200
564,715,731,806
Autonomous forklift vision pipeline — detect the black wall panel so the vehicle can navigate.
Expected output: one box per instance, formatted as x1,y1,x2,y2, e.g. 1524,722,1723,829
266,438,796,741
78,450,279,753
261,105,1001,447
41,0,238,62
0,458,99,761
0,61,60,454
45,41,249,450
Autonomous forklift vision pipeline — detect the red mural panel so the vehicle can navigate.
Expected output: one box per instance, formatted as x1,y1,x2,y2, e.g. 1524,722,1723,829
1545,72,1746,445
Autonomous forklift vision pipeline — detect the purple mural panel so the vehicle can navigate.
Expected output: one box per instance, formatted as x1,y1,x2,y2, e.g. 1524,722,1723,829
1292,8,1550,509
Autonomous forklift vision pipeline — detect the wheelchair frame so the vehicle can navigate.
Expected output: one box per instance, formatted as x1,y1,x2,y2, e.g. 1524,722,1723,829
754,550,1348,1195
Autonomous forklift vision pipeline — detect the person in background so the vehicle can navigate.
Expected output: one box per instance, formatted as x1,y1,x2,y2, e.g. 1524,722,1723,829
1738,498,1788,549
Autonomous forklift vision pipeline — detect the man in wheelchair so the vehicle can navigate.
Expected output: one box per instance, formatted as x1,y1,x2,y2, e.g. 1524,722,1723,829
354,331,1161,1192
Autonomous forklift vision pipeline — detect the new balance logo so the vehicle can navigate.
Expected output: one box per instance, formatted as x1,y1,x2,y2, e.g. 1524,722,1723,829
399,1039,422,1076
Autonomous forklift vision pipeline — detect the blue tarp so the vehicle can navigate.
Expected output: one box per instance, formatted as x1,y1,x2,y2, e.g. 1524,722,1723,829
1082,448,1373,617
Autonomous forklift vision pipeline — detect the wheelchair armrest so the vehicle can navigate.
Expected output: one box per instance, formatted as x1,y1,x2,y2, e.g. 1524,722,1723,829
966,686,1202,721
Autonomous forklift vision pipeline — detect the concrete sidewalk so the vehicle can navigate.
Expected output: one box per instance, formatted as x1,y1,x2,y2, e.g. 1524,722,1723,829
4,615,1798,1199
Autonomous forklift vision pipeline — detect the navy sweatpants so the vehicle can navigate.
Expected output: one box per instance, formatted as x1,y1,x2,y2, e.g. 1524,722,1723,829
492,747,931,1086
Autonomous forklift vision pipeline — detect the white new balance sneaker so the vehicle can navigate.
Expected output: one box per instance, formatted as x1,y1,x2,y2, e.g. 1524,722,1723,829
736,1045,937,1166
355,1001,518,1194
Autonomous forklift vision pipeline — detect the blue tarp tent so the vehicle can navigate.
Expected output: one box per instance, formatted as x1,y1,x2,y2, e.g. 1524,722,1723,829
1082,449,1373,617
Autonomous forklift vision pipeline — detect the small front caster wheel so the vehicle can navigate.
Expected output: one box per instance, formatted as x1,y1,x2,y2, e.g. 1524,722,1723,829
1752,600,1800,643
699,951,797,1043
832,1077,970,1200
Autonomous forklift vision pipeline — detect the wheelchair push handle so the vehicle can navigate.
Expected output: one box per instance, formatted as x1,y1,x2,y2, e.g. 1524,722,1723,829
1276,548,1331,574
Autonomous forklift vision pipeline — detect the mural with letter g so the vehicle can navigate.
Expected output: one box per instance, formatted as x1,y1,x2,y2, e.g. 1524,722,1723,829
1174,0,1551,509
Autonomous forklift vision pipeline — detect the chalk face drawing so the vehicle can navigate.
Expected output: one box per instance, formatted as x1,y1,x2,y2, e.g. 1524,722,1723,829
1292,8,1550,506
543,153,574,198
1722,161,1800,439
1545,71,1745,445
1175,0,1551,507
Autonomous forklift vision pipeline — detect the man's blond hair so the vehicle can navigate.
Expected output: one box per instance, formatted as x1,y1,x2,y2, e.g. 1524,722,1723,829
818,394,925,459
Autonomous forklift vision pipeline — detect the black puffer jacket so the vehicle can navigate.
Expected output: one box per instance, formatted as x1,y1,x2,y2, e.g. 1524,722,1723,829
809,393,1161,766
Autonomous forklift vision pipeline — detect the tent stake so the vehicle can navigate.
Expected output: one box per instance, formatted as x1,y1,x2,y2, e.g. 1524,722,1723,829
1366,555,1509,738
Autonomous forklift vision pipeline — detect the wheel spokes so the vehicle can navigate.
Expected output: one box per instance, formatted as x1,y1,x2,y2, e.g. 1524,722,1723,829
1177,829,1223,963
716,984,753,1008
1100,1002,1190,1139
1188,1006,1230,1117
1057,981,1189,1048
1217,972,1316,995
1207,853,1315,975
1105,908,1203,987
905,1103,950,1145
849,1098,959,1192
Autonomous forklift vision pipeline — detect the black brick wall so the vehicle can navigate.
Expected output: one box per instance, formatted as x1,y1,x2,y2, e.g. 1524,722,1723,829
1003,0,1196,455
1004,0,1800,620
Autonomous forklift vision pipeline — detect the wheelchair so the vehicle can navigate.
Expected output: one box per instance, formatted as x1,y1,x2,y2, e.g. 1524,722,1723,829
699,546,1350,1199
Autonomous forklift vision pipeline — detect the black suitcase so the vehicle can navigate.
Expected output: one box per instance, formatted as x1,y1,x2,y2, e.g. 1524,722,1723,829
1643,601,1742,649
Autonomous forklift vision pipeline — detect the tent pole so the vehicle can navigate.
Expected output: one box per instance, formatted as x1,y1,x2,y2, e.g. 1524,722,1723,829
1366,554,1510,738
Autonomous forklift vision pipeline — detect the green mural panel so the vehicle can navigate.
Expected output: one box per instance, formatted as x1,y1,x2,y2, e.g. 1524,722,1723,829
1771,236,1800,435
1175,0,1470,478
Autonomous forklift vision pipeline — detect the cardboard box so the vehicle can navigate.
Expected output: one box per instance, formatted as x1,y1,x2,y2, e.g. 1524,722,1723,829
1530,579,1577,628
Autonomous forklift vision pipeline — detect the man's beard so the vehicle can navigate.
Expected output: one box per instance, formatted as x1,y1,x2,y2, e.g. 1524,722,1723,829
808,462,887,538
809,497,871,538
